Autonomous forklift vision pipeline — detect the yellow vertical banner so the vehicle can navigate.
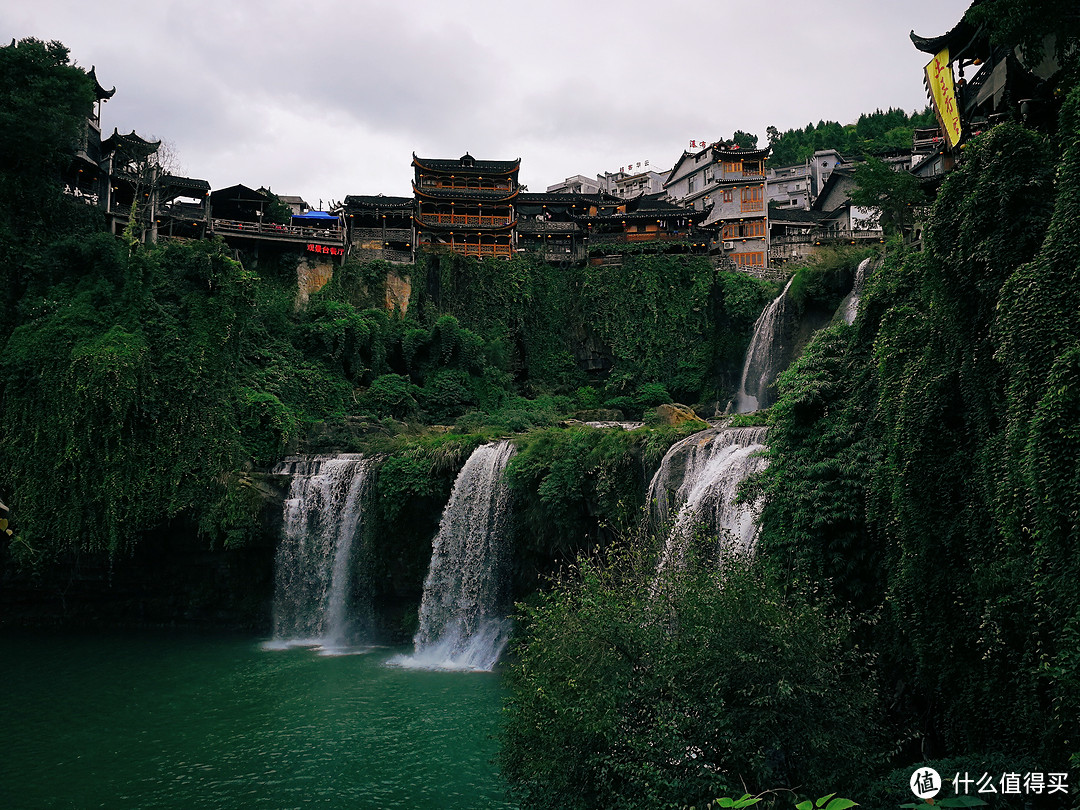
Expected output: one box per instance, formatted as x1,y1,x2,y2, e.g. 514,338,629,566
925,47,963,147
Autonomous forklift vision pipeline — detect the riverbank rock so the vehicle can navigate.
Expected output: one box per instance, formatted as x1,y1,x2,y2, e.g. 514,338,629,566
572,408,626,422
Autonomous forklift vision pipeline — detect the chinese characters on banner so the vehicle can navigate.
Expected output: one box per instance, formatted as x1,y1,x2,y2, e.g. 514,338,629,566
925,47,963,147
617,161,650,174
306,243,344,257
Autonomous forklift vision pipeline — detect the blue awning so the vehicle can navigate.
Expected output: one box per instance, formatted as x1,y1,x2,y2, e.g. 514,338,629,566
292,210,338,221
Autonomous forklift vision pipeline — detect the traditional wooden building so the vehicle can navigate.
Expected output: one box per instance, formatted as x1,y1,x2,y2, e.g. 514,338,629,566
209,184,346,261
665,143,771,269
156,174,210,239
412,153,519,259
59,62,210,244
911,4,1066,149
515,192,593,263
573,192,713,258
100,129,161,237
63,66,115,207
340,195,414,263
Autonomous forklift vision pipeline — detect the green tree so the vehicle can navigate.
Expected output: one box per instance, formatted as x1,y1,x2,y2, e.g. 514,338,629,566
0,38,93,206
731,130,759,150
500,548,881,810
849,157,926,235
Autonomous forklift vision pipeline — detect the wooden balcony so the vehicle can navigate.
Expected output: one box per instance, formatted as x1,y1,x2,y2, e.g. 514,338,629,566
588,231,698,245
211,218,346,249
351,227,413,241
420,178,514,192
160,201,208,222
422,242,513,259
416,212,513,228
516,220,579,234
773,228,883,246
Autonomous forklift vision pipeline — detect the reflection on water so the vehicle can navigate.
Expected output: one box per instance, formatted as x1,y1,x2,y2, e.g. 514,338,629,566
0,631,515,809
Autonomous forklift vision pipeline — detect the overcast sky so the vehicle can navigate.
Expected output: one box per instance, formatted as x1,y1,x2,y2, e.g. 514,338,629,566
5,0,971,208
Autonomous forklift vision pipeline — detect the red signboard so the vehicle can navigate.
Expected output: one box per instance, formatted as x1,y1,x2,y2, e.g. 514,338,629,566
306,243,345,257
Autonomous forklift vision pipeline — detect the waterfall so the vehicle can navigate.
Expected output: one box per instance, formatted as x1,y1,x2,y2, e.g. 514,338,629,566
392,441,516,672
266,454,373,653
840,256,874,325
734,275,797,413
648,426,769,575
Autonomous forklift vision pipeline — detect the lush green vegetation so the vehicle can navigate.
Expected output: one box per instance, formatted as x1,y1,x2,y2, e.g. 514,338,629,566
767,108,938,167
501,551,880,809
5,22,1080,810
500,75,1080,810
751,95,1080,796
0,38,772,571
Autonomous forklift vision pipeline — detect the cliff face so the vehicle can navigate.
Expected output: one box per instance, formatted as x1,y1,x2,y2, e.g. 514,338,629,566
756,108,1080,766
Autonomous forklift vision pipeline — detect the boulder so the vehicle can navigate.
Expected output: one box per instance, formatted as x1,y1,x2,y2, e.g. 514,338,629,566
651,403,708,428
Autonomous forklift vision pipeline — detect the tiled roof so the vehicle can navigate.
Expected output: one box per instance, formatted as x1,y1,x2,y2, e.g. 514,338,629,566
343,194,413,209
412,183,518,203
768,204,826,225
413,153,520,175
159,174,210,192
910,1,988,58
101,129,161,158
88,66,116,101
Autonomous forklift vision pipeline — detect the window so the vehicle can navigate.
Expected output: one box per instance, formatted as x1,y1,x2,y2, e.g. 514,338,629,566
688,178,695,193
722,220,765,239
722,188,733,203
734,251,765,267
740,185,764,212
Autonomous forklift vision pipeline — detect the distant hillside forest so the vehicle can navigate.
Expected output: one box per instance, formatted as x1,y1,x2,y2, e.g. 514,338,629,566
766,107,939,165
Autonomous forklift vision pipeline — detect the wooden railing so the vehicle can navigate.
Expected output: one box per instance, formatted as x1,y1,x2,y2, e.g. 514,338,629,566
352,227,413,241
423,243,512,258
516,220,579,234
421,179,514,192
160,202,208,221
211,219,346,245
588,231,697,245
770,229,884,247
416,213,513,227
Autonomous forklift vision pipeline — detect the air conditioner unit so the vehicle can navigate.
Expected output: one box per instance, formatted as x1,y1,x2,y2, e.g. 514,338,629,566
723,241,735,250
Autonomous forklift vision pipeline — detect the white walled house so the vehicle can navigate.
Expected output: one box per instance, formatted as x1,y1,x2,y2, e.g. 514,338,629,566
665,143,770,270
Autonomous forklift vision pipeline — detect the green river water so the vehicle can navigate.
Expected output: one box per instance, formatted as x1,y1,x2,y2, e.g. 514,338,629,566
0,631,516,809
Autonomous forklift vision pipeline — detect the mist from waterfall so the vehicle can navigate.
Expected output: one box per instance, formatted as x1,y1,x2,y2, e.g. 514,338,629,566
391,441,517,672
265,454,374,655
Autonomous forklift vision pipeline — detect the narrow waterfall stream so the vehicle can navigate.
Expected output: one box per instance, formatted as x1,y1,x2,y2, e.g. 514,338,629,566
648,426,769,575
840,256,874,325
734,276,797,413
266,454,374,653
392,440,517,672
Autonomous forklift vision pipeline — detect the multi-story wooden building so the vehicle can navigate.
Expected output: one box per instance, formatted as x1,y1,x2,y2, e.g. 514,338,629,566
341,195,415,263
573,192,713,258
666,143,770,270
515,192,590,263
412,152,519,259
